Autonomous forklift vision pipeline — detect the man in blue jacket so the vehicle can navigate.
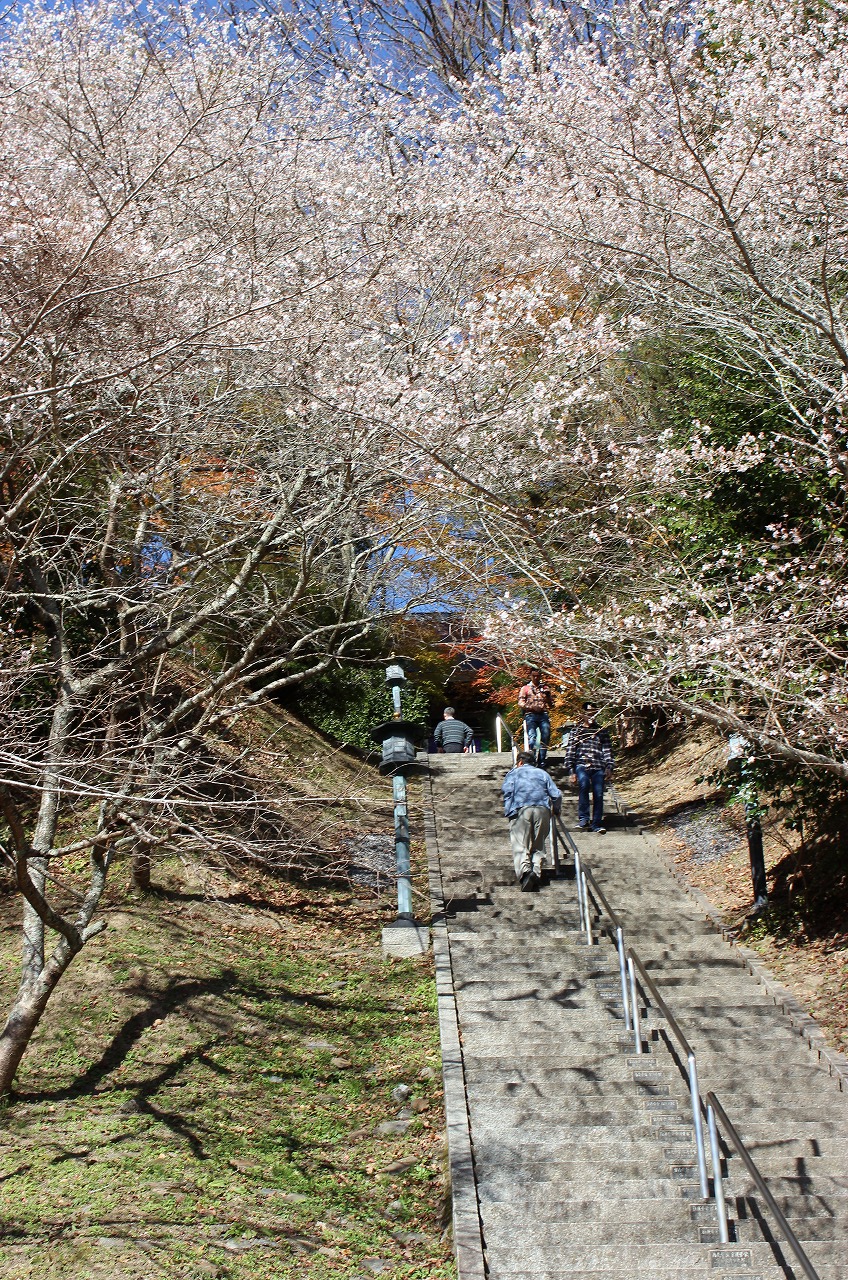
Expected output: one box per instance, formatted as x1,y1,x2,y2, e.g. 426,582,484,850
501,751,562,891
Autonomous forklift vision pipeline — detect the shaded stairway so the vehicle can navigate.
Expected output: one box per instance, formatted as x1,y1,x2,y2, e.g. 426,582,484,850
425,753,848,1280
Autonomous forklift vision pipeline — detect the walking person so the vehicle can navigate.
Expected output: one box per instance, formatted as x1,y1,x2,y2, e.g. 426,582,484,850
432,707,474,754
563,701,614,833
517,668,553,766
501,750,562,891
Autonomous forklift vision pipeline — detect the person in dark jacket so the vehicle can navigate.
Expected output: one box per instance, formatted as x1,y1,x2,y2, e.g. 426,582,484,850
501,750,562,891
563,701,614,833
433,707,474,754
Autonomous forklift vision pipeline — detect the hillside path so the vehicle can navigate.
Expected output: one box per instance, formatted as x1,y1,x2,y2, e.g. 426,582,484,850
425,752,848,1280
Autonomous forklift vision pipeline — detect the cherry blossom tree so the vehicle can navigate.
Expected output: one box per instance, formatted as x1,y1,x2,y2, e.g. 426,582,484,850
0,0,448,1093
414,0,848,777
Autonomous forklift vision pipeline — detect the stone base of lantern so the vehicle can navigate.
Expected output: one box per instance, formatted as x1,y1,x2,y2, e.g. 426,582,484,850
381,918,431,958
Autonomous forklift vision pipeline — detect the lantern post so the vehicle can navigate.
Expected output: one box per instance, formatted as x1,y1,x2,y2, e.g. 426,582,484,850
370,661,430,956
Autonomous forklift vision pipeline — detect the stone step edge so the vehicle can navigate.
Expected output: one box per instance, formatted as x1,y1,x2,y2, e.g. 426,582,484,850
423,776,487,1280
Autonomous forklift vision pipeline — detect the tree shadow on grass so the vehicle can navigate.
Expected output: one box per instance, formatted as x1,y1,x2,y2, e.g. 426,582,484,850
18,970,341,1104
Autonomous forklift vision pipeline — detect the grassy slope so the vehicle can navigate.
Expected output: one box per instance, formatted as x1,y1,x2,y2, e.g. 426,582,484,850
618,726,848,1057
0,707,455,1280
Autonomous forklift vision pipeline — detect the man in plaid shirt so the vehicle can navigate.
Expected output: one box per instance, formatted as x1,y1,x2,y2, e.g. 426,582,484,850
563,700,614,833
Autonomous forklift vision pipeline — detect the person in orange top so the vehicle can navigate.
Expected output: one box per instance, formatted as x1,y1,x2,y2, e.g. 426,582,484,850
517,669,553,766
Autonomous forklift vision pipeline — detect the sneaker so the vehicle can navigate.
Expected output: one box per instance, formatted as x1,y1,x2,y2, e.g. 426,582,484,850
594,826,607,834
519,871,534,891
577,821,590,830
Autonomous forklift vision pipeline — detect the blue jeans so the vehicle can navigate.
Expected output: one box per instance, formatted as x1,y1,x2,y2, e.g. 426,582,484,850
524,712,551,762
576,766,605,829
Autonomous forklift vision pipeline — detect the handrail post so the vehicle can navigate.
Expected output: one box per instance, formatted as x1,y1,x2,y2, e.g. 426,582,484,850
628,956,642,1054
549,804,560,876
496,717,503,754
707,1103,730,1244
574,847,584,920
581,871,592,944
688,1052,709,1199
616,927,631,1030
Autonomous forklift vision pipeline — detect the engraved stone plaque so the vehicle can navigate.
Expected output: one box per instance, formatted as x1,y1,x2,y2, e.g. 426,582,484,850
711,1251,752,1270
671,1165,696,1180
643,1098,677,1111
690,1203,717,1222
700,1228,721,1244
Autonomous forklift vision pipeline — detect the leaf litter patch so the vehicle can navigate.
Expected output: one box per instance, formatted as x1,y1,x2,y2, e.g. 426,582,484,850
346,835,396,888
665,803,742,864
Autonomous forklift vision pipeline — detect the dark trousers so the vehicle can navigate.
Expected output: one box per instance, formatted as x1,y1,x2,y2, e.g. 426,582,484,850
576,766,605,829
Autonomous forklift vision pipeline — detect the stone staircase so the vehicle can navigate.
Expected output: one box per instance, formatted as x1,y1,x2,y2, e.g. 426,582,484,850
426,753,848,1280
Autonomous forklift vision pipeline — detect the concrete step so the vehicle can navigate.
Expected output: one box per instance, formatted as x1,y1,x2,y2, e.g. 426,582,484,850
479,1214,713,1247
480,1239,810,1271
733,1214,848,1243
473,1161,703,1196
478,1190,709,1218
487,1269,830,1280
466,1079,675,1100
484,1207,848,1248
458,1033,639,1054
469,1128,698,1155
429,758,848,1280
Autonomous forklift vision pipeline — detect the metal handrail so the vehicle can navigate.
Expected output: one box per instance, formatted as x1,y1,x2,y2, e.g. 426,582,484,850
554,814,579,858
628,949,709,1196
581,863,623,934
560,819,823,1260
494,715,518,764
628,950,693,1057
564,824,710,1198
548,802,561,876
706,1092,821,1280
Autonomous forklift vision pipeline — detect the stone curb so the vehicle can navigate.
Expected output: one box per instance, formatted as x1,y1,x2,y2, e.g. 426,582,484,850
422,764,488,1280
612,787,848,1093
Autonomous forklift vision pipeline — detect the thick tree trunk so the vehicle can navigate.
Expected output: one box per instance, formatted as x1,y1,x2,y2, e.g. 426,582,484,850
0,981,55,1095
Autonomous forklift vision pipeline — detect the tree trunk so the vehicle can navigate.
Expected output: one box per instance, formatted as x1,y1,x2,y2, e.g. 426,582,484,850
746,816,768,907
0,982,54,1095
132,848,152,892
